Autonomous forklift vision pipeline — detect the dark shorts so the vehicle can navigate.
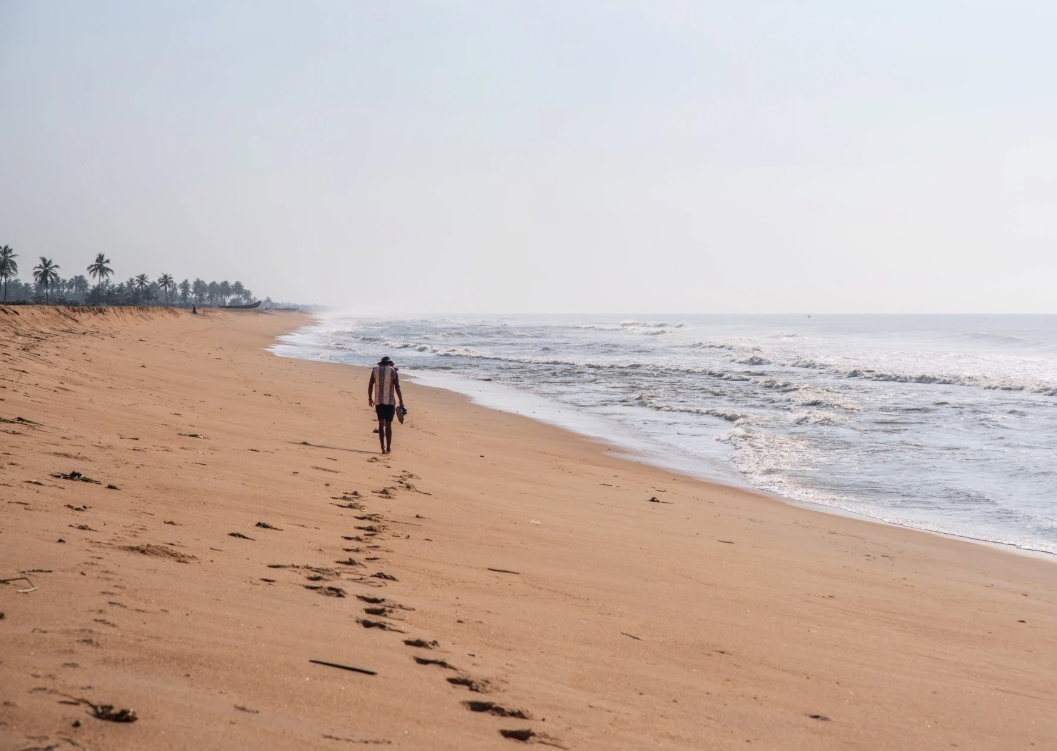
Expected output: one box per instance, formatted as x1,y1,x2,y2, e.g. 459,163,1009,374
375,404,396,421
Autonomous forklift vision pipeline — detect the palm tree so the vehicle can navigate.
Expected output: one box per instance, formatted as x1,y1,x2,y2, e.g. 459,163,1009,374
179,279,191,304
219,280,232,305
86,283,106,305
0,246,17,303
87,253,114,306
157,273,175,305
112,282,128,305
69,275,90,300
123,277,139,305
33,257,60,303
53,277,69,303
191,278,207,304
231,281,245,302
134,274,151,305
207,281,219,306
87,253,113,285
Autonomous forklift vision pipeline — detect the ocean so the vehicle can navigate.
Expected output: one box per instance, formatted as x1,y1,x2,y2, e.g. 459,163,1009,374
272,314,1057,557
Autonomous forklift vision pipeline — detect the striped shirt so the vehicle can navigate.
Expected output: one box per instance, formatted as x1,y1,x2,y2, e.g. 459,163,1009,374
373,365,397,405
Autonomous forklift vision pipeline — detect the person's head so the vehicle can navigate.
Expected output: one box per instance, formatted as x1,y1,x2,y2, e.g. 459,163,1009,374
379,356,393,366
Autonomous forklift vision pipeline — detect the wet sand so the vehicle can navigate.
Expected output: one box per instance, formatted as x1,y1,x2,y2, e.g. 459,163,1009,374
1,305,1055,750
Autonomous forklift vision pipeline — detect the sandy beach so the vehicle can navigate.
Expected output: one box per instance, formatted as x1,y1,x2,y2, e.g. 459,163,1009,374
1,306,1055,750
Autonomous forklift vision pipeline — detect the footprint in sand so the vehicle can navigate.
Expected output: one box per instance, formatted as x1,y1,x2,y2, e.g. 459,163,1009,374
413,656,456,670
447,676,491,693
463,701,532,719
403,638,439,649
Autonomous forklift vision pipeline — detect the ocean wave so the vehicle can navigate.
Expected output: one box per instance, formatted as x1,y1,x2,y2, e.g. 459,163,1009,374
791,411,844,426
373,341,790,385
621,320,681,328
682,341,735,350
795,397,860,412
784,358,1057,396
635,397,749,423
956,332,1029,345
717,424,1057,554
558,323,624,332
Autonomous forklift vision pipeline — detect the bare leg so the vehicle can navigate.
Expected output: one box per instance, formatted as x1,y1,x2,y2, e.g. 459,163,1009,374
384,420,393,453
377,418,386,453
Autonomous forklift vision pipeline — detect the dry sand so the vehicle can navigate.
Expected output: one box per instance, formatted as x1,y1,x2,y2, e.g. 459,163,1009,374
1,306,1055,750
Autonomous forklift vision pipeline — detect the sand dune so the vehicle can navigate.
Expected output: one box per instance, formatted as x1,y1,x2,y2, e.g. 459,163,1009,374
1,306,1055,749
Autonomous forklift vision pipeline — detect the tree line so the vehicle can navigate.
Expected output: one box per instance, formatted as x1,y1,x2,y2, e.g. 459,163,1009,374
0,248,256,307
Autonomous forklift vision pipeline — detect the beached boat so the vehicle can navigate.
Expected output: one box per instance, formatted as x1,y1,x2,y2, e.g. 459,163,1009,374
218,300,261,309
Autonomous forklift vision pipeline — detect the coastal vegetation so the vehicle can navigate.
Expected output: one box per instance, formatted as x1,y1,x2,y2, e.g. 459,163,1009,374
0,247,258,307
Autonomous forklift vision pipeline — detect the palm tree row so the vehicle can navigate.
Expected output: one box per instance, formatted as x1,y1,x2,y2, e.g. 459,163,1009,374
0,249,255,307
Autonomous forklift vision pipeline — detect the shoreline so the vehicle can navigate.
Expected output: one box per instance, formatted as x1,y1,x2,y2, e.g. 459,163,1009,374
409,369,1057,565
277,316,1057,563
2,306,1055,750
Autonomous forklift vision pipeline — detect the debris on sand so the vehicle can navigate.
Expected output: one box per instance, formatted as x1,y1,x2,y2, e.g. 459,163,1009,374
179,433,207,439
1,575,37,593
119,544,196,563
52,471,101,484
255,522,282,530
371,572,397,581
61,695,139,723
0,416,38,425
89,704,138,722
403,639,439,649
309,659,376,676
228,532,255,540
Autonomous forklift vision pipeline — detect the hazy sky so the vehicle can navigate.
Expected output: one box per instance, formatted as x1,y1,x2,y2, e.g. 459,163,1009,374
2,1,1056,313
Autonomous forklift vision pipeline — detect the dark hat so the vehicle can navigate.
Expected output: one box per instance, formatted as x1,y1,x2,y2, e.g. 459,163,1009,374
379,356,393,365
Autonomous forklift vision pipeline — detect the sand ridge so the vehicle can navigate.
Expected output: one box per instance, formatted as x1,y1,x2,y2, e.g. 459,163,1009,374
1,307,1055,749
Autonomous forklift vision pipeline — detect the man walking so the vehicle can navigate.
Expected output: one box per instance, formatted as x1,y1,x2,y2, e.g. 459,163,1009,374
368,356,404,454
